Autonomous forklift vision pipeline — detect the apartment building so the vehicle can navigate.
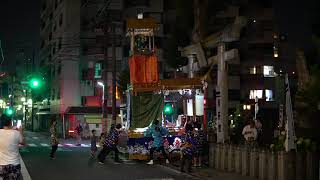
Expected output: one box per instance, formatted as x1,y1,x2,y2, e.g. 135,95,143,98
180,0,296,143
37,0,173,135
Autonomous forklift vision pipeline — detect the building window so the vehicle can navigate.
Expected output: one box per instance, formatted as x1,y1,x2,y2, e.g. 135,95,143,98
53,21,57,31
49,13,53,20
58,64,62,75
58,38,62,50
52,66,55,77
263,66,275,77
49,32,52,41
59,13,63,26
273,45,279,58
41,2,47,11
265,89,274,101
249,66,256,74
94,63,102,78
56,90,60,100
41,40,45,49
51,89,55,100
52,42,56,54
249,90,263,99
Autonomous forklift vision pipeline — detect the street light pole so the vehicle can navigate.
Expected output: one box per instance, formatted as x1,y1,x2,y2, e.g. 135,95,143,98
97,81,105,119
31,90,34,132
111,23,117,125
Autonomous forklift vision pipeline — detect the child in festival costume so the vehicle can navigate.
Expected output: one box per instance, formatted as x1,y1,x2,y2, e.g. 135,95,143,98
180,124,195,173
90,130,98,158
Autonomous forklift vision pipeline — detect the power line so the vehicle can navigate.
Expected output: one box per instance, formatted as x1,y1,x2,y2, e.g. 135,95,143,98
0,40,5,66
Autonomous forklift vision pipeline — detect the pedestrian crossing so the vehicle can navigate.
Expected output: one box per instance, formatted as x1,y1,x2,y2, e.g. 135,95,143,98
25,143,96,148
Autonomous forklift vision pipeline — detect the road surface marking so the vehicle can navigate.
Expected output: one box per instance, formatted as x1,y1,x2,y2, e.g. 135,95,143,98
32,137,39,139
28,144,37,147
40,143,50,147
81,144,90,147
20,156,32,180
65,143,76,147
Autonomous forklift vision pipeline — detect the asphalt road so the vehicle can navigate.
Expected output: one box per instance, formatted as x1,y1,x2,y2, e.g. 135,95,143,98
20,132,197,180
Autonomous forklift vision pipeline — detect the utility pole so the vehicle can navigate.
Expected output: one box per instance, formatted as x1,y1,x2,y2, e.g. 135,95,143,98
31,50,35,131
102,19,109,132
24,90,28,127
111,23,117,125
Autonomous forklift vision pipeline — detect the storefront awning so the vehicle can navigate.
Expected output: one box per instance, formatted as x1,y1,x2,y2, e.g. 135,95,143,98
36,108,51,115
64,107,102,115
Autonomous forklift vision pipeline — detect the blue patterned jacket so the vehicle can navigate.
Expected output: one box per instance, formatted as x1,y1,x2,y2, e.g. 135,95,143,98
144,125,168,148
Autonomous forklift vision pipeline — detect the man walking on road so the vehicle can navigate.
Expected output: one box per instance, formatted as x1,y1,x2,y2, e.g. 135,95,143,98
97,124,122,164
0,114,25,180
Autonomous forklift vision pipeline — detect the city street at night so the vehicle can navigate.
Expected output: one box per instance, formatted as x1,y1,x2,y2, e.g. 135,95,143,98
1,0,319,180
20,131,254,180
20,132,194,180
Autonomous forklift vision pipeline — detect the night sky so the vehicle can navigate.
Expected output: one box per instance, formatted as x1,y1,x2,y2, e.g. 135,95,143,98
0,0,319,70
0,0,40,72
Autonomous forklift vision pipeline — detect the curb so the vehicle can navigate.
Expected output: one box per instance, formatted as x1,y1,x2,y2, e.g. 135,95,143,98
156,163,215,180
20,156,32,180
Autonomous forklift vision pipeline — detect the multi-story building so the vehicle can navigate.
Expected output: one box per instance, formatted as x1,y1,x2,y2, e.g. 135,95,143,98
37,0,172,136
180,0,296,143
38,0,81,134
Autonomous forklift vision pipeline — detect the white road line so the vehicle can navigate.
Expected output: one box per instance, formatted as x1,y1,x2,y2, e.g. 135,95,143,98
40,143,50,147
65,143,76,147
32,137,39,139
81,144,90,147
28,144,37,147
20,156,32,180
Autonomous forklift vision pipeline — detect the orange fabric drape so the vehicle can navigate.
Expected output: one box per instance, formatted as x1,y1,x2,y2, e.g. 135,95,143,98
129,55,158,84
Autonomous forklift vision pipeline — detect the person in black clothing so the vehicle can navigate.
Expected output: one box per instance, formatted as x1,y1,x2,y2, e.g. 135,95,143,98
180,126,195,173
90,130,98,158
98,124,122,164
49,117,59,160
193,123,206,167
75,123,83,146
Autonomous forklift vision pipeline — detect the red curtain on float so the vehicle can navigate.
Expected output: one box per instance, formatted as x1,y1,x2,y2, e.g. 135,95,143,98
129,55,158,84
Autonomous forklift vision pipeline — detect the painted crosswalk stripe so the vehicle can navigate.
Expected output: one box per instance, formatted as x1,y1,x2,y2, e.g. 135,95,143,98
40,143,50,147
65,143,76,147
81,144,90,147
28,144,37,147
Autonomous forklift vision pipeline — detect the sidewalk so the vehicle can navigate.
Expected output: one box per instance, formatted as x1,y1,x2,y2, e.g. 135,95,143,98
162,164,257,180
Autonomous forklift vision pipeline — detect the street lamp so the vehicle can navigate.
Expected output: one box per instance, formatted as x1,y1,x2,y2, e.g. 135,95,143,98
97,81,106,130
243,104,251,110
97,81,105,102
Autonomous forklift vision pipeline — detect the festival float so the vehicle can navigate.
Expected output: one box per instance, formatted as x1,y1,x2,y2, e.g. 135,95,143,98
125,15,207,160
